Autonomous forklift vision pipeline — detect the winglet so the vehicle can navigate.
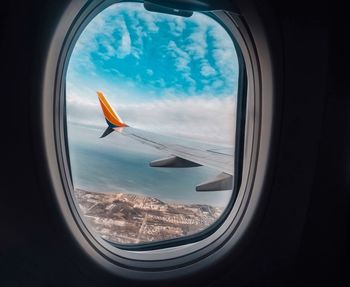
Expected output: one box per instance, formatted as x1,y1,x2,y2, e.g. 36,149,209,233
97,91,128,128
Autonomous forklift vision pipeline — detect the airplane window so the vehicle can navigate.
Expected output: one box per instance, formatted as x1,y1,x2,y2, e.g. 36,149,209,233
65,1,242,249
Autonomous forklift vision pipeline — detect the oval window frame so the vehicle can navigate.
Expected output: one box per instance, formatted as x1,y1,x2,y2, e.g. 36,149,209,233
41,0,274,280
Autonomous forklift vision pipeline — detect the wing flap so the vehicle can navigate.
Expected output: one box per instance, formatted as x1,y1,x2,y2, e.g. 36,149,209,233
196,173,233,192
150,156,201,168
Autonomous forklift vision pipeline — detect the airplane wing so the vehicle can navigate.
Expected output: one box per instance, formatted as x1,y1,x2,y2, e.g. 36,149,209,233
97,91,234,191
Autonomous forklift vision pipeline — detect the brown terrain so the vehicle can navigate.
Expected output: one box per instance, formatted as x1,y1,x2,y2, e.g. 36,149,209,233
75,189,223,245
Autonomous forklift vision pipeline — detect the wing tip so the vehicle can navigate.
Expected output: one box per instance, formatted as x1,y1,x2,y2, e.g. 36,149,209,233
96,91,129,128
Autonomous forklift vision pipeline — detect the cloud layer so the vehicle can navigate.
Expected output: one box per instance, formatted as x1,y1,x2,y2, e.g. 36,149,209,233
67,86,235,146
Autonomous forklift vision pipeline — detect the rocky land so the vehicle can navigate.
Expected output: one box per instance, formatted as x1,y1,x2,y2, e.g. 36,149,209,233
75,189,223,245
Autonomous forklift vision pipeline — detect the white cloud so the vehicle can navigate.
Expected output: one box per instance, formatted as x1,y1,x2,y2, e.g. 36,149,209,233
165,40,196,87
146,69,154,76
116,19,131,58
185,28,208,60
176,56,190,72
212,79,224,89
200,63,217,77
124,97,236,146
168,17,186,36
167,41,190,71
209,25,238,80
66,85,236,146
139,12,159,33
69,3,149,75
69,10,118,72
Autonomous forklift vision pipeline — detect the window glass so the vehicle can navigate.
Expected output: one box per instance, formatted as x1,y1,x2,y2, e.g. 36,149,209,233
66,2,239,246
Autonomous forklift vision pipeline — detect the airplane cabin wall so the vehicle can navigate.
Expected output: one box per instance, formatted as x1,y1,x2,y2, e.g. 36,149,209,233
0,0,348,286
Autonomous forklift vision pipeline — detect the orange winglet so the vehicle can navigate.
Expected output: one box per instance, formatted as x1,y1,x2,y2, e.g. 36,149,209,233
97,91,128,128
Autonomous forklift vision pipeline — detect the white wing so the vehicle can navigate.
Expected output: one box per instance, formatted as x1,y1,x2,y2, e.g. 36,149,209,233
96,92,234,191
113,127,234,191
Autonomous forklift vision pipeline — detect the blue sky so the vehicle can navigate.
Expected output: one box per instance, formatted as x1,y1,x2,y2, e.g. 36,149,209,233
67,2,239,145
65,2,239,206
